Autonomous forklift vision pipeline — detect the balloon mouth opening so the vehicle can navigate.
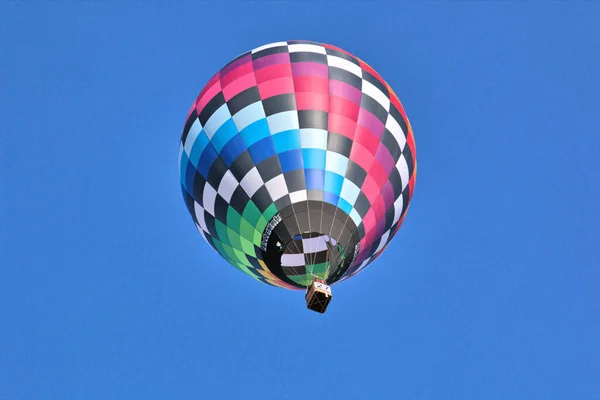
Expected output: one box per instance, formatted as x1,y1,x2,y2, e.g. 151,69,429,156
277,232,346,286
259,201,361,289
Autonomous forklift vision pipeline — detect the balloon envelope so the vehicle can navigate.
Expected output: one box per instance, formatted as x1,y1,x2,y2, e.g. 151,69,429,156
179,40,416,289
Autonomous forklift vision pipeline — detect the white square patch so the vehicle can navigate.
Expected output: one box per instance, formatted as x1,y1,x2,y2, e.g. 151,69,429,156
362,80,390,112
265,174,288,201
184,118,203,156
218,170,239,203
289,189,308,204
202,184,217,216
204,104,231,140
252,42,288,53
396,155,409,191
240,167,264,198
325,151,349,176
393,195,404,225
267,111,299,135
288,43,326,54
300,128,328,150
340,179,361,206
194,202,208,232
327,55,362,77
385,115,406,151
233,101,266,132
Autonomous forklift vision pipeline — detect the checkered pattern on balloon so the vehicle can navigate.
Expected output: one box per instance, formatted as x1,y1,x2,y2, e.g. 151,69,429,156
179,40,416,290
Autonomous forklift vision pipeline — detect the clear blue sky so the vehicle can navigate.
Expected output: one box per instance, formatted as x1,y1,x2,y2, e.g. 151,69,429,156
2,2,599,399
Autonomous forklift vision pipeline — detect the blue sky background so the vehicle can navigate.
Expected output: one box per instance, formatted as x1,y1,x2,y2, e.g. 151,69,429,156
2,2,599,399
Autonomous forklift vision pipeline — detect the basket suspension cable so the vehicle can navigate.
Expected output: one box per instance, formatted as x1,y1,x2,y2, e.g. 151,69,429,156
316,200,325,276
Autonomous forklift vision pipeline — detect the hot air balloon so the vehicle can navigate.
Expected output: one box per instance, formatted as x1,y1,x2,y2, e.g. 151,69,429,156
179,40,416,313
